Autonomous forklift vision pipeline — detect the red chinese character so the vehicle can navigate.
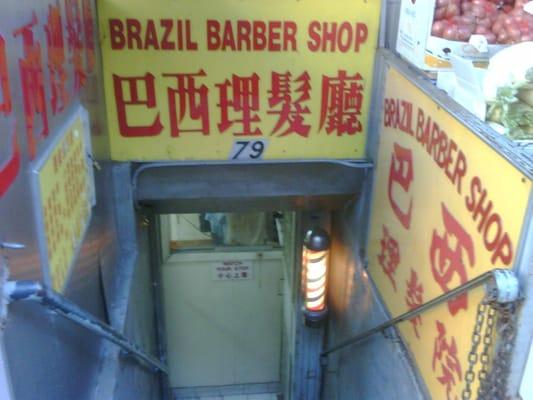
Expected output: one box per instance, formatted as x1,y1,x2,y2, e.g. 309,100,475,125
13,12,49,160
319,70,364,136
377,225,400,291
217,73,261,136
432,321,462,400
388,143,414,230
65,0,86,91
112,73,163,137
0,123,21,198
44,1,68,115
81,0,95,73
0,35,12,114
430,204,475,315
163,70,209,136
0,36,18,197
405,269,423,339
267,71,311,137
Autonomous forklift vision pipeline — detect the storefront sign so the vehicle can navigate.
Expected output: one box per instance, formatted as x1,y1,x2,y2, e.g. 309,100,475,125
97,0,381,160
367,67,532,399
32,107,95,291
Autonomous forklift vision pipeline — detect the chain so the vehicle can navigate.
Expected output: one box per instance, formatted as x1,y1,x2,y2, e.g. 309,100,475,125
462,302,486,400
462,299,518,400
477,305,496,399
484,303,517,400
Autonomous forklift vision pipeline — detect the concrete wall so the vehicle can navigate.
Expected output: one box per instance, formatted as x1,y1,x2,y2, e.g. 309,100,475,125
322,197,426,400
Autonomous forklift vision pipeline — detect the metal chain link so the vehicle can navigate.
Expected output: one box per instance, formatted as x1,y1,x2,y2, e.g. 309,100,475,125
462,299,518,400
477,305,496,399
462,302,487,400
485,303,517,400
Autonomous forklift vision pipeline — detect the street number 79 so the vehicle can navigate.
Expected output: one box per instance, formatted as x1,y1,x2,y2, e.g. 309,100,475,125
229,140,268,160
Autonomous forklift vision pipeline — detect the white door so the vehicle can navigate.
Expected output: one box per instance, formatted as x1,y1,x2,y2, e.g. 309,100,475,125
162,250,283,388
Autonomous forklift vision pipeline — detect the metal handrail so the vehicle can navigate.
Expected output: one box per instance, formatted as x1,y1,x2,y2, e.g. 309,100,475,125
3,280,167,374
321,269,507,357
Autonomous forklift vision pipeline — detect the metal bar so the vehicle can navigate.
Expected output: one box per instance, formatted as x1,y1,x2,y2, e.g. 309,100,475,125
3,280,167,374
132,159,373,195
321,270,498,357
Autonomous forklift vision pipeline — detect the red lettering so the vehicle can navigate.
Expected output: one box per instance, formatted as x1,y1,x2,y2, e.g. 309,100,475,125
222,21,236,50
466,177,513,266
405,269,423,339
0,35,12,114
355,23,368,52
65,0,87,91
144,20,159,50
283,21,297,51
430,204,475,315
206,20,221,50
253,21,267,50
268,21,281,51
216,73,261,136
13,12,49,159
109,19,125,49
319,70,364,135
0,34,20,198
337,22,352,52
163,70,210,136
307,22,368,53
307,21,320,52
387,143,414,229
493,232,513,266
176,20,184,50
82,0,95,73
184,20,197,50
45,1,68,114
432,321,462,400
160,19,175,50
112,73,163,137
236,21,251,51
415,108,426,142
451,150,466,195
466,177,492,232
126,18,142,49
321,22,337,52
267,71,311,137
377,225,400,291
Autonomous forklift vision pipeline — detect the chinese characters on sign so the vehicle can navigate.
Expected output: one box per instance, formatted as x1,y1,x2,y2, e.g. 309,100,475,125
34,109,93,291
213,261,253,281
368,67,532,400
99,0,381,160
0,0,97,199
112,70,365,138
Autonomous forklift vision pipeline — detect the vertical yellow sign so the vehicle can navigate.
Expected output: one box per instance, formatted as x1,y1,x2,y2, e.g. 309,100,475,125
367,67,532,399
97,0,381,160
36,110,93,291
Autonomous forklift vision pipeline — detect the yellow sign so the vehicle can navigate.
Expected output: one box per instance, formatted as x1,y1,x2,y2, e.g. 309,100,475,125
367,67,532,399
97,0,381,161
35,109,93,291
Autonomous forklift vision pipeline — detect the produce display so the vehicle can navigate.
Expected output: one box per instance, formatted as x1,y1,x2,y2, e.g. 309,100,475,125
432,0,533,44
483,42,533,139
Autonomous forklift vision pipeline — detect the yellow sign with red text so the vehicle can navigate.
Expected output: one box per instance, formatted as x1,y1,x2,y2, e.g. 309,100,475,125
36,111,93,291
97,0,380,160
368,67,532,399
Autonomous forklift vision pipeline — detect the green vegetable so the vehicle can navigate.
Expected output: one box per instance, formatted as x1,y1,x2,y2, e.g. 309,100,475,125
485,64,533,140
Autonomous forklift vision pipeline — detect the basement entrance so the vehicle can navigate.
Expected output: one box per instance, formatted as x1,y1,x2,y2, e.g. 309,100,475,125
158,212,297,399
